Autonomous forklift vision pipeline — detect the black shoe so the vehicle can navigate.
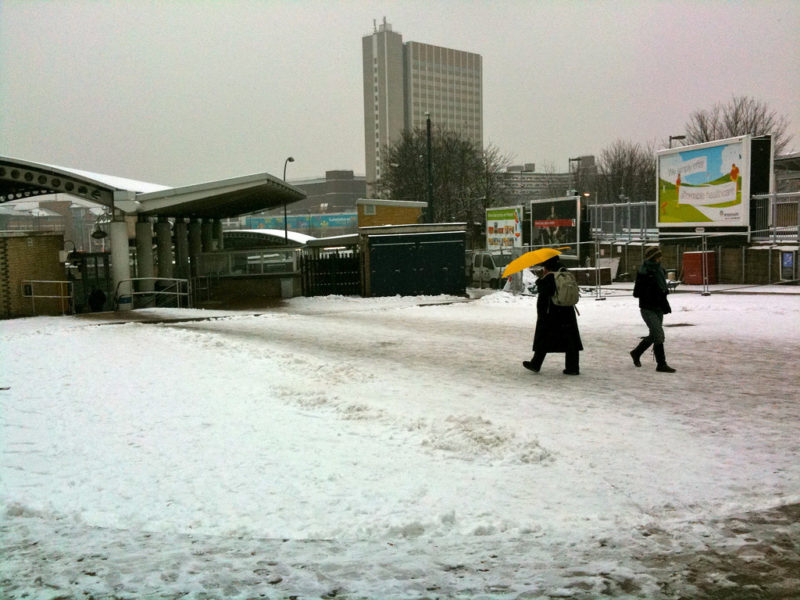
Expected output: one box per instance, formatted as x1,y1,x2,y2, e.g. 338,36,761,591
522,360,540,373
656,364,676,373
630,350,642,367
562,369,580,375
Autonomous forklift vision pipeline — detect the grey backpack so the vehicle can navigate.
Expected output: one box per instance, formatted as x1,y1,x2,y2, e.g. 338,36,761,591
552,268,580,307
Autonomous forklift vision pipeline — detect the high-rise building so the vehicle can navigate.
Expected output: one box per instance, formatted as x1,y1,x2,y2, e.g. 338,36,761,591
362,19,483,195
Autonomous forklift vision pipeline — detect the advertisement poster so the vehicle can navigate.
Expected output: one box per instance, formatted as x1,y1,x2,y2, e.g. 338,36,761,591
486,206,522,250
245,213,358,231
657,137,749,227
529,197,578,254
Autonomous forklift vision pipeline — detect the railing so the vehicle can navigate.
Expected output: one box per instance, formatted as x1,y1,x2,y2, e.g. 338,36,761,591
588,201,658,241
114,277,191,309
750,192,800,243
194,249,300,277
21,280,73,315
588,194,799,243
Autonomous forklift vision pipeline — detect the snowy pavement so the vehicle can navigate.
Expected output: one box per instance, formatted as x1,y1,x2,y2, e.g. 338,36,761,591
1,289,799,599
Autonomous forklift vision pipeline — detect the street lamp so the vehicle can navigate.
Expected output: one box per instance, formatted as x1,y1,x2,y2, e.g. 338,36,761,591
425,112,433,222
568,157,582,195
669,135,686,149
283,156,294,244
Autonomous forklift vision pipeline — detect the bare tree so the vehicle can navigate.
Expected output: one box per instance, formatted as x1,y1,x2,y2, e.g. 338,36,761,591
684,95,793,154
377,127,510,223
596,140,656,204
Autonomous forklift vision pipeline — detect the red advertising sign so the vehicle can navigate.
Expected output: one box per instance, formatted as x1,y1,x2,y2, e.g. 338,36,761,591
534,219,575,227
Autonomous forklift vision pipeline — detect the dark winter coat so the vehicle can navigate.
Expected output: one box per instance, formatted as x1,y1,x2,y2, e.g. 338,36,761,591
532,271,583,353
634,259,672,313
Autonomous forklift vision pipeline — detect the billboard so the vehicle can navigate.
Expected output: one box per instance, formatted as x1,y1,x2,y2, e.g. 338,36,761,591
529,197,580,256
657,136,750,227
486,206,523,250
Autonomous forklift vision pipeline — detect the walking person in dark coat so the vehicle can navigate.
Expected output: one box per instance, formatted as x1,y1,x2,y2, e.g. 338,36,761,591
630,246,676,372
523,256,583,375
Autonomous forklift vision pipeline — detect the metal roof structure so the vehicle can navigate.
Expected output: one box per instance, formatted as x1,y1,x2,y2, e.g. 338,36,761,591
0,156,306,219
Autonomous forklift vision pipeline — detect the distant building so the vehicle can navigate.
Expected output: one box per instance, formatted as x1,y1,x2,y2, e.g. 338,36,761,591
497,157,597,203
497,164,572,202
239,170,365,237
362,18,483,195
286,170,366,215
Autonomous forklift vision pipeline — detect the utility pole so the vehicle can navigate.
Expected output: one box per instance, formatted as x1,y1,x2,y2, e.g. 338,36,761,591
426,112,433,222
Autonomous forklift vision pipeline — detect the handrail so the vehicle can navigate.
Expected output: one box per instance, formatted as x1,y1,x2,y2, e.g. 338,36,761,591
21,280,73,315
114,277,192,310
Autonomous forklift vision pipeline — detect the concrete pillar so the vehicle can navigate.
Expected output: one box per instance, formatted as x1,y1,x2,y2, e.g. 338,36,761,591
174,219,189,279
110,220,132,310
213,219,224,250
201,220,213,252
189,219,203,276
156,217,173,280
135,218,155,293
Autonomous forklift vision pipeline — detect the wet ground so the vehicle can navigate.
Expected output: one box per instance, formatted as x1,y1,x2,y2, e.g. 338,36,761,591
2,502,798,599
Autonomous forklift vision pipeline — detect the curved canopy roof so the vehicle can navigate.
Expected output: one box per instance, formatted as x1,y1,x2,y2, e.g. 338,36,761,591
0,156,306,219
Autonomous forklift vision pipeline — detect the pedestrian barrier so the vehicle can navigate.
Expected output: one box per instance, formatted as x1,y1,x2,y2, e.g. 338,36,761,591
21,280,73,316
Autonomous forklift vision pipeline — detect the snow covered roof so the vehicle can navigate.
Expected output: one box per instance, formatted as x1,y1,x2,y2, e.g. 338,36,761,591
224,228,316,245
0,156,306,219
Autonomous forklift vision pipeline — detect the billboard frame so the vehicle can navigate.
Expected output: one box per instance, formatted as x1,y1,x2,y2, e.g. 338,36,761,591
528,196,582,264
656,135,754,229
485,205,523,252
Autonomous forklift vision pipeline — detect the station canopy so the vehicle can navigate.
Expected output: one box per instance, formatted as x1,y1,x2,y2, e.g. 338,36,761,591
0,156,306,219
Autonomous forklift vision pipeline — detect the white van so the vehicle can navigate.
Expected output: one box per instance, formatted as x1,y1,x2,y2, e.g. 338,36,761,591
469,251,514,289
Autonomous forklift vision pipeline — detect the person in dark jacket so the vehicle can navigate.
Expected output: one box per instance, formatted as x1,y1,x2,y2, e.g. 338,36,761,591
631,246,675,372
523,256,583,375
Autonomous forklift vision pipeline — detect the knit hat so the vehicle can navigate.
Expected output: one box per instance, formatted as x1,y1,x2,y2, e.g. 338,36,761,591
644,246,662,261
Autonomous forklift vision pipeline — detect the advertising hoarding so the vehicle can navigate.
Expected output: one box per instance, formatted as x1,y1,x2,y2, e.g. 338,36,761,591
529,197,580,257
245,213,358,231
657,136,750,228
486,206,523,251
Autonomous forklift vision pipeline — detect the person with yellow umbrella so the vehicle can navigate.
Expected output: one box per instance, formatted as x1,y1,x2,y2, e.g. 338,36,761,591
504,250,583,375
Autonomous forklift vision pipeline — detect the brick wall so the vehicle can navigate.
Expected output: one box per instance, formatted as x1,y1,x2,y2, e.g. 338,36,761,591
0,232,66,318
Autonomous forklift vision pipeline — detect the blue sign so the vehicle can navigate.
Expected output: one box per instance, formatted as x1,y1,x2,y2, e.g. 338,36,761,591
245,213,357,230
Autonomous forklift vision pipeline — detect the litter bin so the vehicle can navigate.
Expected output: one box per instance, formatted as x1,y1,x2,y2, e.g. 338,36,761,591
682,251,716,284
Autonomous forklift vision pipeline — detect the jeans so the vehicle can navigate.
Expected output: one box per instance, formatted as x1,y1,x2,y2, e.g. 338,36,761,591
640,308,665,345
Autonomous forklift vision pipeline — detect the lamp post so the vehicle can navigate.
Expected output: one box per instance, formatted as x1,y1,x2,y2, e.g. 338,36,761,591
669,135,686,149
425,112,433,222
568,157,582,195
283,156,294,244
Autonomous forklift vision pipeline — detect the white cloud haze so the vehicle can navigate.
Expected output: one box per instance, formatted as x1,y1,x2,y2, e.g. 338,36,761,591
1,0,798,188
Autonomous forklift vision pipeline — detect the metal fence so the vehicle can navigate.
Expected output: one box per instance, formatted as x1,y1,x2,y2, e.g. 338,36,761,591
750,192,800,243
194,249,300,277
588,200,658,241
587,193,799,243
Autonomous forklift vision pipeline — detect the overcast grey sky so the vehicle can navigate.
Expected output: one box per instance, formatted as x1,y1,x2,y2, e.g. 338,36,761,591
1,0,798,187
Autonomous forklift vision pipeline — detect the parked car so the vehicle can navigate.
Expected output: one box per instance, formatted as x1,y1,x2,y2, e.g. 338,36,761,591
468,251,514,289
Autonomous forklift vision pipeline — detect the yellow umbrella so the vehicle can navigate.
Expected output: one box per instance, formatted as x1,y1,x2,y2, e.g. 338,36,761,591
502,248,564,278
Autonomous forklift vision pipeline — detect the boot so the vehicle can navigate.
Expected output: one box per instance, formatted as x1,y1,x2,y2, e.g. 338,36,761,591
630,338,652,367
523,353,545,373
563,350,579,375
653,343,676,373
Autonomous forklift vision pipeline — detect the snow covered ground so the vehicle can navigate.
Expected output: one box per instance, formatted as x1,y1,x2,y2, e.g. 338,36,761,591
1,288,799,599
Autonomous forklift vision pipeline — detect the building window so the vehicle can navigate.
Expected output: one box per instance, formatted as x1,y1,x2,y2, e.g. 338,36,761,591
364,204,376,215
